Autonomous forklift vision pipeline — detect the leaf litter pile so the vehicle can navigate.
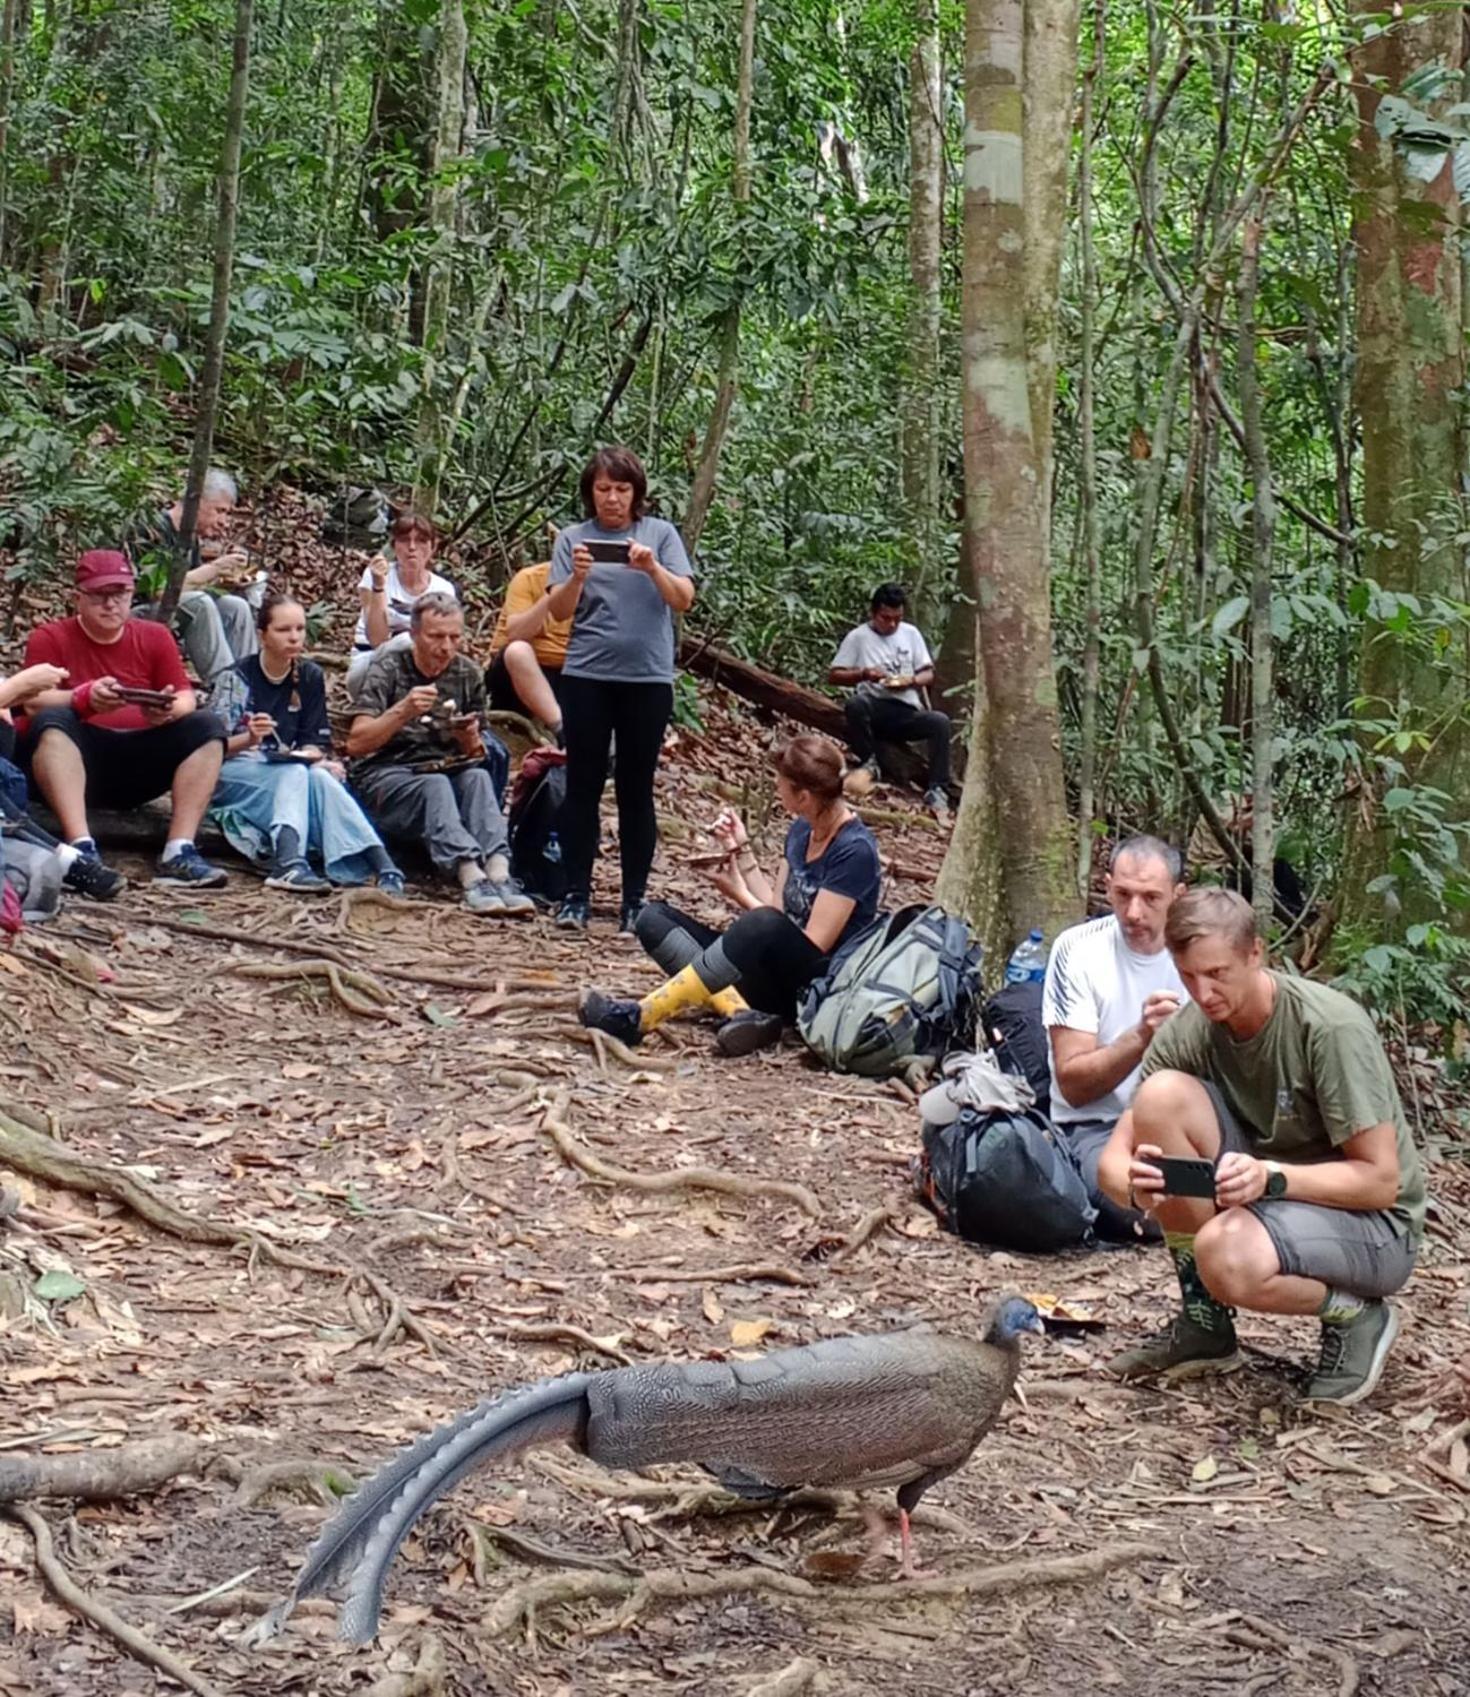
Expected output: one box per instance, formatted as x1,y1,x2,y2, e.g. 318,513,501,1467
0,506,1467,1693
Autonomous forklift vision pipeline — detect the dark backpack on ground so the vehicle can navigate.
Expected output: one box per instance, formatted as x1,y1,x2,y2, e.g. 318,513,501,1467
508,747,567,905
796,903,983,1077
982,980,1052,1119
916,1105,1096,1253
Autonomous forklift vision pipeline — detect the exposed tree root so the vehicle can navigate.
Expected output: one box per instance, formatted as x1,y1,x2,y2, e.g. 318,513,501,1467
471,1521,637,1576
748,1658,824,1697
1227,1613,1359,1697
552,1023,679,1072
541,1091,821,1218
487,1319,633,1365
832,1206,896,1262
363,1632,447,1697
233,958,395,1018
5,1503,225,1697
215,1456,356,1509
0,1435,205,1504
485,1543,1150,1636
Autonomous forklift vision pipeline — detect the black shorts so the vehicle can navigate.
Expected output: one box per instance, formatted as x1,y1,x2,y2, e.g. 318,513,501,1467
21,706,226,810
1204,1083,1416,1299
486,650,563,716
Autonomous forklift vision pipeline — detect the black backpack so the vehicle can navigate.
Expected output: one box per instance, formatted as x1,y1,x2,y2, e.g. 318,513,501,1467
982,980,1052,1119
508,749,567,905
917,1105,1096,1253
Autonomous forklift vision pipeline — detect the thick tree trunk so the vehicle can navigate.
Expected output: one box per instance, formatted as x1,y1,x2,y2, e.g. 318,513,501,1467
677,637,845,739
157,0,253,624
683,0,756,556
1074,0,1103,900
901,0,944,616
415,0,468,512
941,0,1076,950
1342,9,1466,929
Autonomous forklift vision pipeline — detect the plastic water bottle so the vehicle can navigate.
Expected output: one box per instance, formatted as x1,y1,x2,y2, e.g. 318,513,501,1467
544,832,562,865
1004,928,1047,986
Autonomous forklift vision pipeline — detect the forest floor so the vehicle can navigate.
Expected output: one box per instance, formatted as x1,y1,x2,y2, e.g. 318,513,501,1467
2,496,1469,1696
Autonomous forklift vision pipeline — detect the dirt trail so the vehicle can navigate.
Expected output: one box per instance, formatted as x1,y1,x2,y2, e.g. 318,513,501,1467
1,705,1467,1697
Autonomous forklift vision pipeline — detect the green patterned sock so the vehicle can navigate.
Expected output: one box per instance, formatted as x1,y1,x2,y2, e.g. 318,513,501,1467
1165,1231,1235,1334
1318,1287,1367,1326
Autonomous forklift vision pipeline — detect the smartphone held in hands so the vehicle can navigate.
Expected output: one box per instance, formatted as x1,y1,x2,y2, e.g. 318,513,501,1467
1155,1156,1217,1200
586,539,632,565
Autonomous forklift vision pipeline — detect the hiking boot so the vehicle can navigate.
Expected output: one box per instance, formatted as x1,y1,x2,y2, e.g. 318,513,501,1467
377,869,407,898
715,1009,784,1058
556,895,591,931
619,899,645,936
486,878,535,916
1303,1301,1400,1406
924,786,951,821
63,853,125,901
153,844,228,888
1106,1310,1243,1381
265,863,331,894
579,988,643,1047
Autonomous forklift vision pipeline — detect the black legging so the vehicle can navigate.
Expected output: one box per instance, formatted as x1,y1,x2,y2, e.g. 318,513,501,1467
636,900,828,1019
558,675,673,905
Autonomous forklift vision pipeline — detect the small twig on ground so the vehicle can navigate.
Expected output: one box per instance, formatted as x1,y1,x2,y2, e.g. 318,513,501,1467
474,1521,638,1575
0,1435,204,1503
832,1206,895,1262
487,1320,632,1365
233,958,395,1018
610,1262,809,1287
552,1023,678,1073
541,1090,821,1218
1228,1613,1359,1697
747,1658,824,1697
1425,1417,1470,1460
5,1503,226,1697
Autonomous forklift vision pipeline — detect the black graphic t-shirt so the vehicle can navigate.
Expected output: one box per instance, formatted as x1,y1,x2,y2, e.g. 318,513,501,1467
782,816,882,959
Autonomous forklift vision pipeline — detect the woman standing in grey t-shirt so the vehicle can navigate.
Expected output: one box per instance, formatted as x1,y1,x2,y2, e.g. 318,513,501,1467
546,446,695,933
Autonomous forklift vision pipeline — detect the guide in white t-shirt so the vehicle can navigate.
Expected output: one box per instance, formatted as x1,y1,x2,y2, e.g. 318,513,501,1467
1042,837,1187,1239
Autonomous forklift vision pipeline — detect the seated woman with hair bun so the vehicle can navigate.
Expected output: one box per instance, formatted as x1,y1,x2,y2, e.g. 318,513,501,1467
579,734,882,1058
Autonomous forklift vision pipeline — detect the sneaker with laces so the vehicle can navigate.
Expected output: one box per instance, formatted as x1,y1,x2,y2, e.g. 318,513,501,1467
487,879,535,916
265,863,331,893
1303,1300,1400,1405
376,870,407,898
464,879,506,915
556,895,591,931
924,785,951,820
579,988,643,1046
1106,1309,1243,1381
715,1009,784,1057
619,899,645,936
153,844,228,889
63,854,126,901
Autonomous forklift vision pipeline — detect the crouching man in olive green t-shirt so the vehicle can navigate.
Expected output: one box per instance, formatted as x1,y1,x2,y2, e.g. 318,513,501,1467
1097,888,1425,1405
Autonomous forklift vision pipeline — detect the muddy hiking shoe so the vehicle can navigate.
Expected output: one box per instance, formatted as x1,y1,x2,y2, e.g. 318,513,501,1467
1107,1308,1243,1381
1303,1300,1400,1406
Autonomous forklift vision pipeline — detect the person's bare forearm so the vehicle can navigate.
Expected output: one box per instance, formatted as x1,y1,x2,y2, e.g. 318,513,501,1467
1054,1029,1149,1109
1268,1154,1399,1213
362,593,390,648
546,578,582,621
649,563,694,611
504,601,551,644
829,667,866,687
345,707,407,758
1096,1112,1136,1206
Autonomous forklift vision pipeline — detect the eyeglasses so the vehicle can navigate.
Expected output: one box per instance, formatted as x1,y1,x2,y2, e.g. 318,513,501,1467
79,588,132,604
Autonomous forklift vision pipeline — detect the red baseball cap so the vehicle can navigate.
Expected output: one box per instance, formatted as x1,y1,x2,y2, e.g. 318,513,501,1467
76,550,135,592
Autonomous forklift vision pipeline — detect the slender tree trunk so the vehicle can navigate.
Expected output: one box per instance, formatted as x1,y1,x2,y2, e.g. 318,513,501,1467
1022,0,1081,512
414,0,467,512
683,0,756,556
901,0,944,615
941,0,1076,948
157,0,254,624
0,0,19,264
1238,213,1276,932
1075,0,1103,902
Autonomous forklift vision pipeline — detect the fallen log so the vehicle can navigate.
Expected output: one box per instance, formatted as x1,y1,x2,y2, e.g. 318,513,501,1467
678,637,845,738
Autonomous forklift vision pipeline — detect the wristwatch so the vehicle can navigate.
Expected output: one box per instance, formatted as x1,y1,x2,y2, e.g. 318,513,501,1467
1263,1160,1287,1200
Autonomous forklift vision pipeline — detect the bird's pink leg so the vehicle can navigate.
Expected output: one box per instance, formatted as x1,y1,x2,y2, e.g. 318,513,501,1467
897,1509,937,1580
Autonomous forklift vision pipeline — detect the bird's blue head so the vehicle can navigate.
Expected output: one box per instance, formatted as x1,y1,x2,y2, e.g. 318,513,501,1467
988,1296,1046,1344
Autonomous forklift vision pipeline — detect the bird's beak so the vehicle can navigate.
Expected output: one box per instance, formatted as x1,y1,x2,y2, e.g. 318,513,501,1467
1027,1314,1047,1335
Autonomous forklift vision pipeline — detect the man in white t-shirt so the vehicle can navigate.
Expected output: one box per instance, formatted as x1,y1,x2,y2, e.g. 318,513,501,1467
828,583,952,818
1043,835,1188,1240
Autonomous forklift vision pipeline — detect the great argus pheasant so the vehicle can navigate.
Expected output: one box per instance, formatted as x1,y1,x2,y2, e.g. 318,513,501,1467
264,1294,1044,1643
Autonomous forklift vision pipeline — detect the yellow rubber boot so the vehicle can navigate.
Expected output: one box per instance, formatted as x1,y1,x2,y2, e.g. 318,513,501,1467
637,964,715,1031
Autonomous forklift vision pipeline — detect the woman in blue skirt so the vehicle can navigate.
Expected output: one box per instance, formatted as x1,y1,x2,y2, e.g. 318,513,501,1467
209,595,403,893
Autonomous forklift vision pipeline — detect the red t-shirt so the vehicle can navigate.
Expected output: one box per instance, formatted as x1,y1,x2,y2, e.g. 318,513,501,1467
21,616,190,732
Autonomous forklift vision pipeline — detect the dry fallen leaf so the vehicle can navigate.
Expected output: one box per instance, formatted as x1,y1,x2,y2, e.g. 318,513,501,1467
702,1287,725,1325
1191,1456,1219,1484
730,1318,773,1348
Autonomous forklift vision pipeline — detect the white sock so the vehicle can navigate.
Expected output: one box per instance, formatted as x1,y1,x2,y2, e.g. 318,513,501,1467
486,852,510,884
53,844,79,871
456,859,486,890
70,835,97,854
162,838,194,863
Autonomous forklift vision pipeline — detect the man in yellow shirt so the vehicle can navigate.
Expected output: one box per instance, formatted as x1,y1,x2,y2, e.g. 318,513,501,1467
486,561,570,741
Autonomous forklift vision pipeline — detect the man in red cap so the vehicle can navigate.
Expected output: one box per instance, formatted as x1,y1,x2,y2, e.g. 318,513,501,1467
15,551,230,888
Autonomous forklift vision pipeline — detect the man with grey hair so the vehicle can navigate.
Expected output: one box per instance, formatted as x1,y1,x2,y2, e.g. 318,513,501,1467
1041,834,1188,1239
346,593,532,916
129,468,259,683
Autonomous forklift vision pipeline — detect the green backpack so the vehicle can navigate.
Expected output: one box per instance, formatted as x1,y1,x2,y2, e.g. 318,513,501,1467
796,903,984,1077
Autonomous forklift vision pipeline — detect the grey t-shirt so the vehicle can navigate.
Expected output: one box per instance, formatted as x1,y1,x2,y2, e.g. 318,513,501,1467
549,516,693,683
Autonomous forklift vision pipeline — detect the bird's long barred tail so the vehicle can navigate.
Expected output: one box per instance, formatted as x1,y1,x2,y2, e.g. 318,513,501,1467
270,1372,596,1644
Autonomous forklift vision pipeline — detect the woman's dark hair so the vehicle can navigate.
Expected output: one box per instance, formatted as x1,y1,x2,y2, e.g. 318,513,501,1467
256,591,304,634
870,582,907,612
580,446,648,520
772,734,845,802
391,510,439,545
